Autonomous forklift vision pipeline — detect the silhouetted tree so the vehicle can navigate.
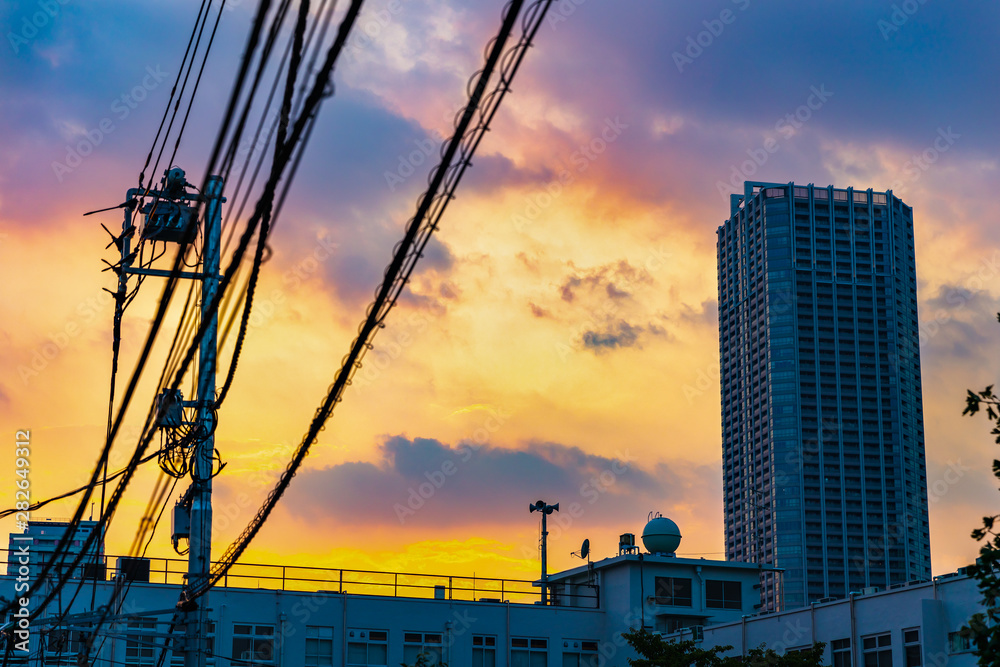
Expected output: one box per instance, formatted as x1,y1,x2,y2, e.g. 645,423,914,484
620,627,825,667
401,653,444,667
962,318,1000,666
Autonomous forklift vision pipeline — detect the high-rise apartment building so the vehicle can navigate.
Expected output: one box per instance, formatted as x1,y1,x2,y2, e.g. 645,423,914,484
717,181,931,610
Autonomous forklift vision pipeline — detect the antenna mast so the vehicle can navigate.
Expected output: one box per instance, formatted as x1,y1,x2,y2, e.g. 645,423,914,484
529,499,559,605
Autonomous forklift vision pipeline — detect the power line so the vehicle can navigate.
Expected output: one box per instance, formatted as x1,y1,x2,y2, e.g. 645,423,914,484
0,0,314,629
188,0,557,603
138,0,211,189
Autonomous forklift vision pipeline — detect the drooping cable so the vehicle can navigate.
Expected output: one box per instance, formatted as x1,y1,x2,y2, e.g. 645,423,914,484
145,0,215,191
0,451,160,520
166,0,229,170
137,0,210,189
214,0,311,410
187,0,543,602
0,0,284,624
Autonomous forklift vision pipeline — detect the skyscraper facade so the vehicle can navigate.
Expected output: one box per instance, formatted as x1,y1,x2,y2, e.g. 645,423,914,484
717,181,931,611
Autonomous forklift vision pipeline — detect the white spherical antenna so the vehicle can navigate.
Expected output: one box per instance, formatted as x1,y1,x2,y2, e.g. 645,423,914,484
642,513,682,555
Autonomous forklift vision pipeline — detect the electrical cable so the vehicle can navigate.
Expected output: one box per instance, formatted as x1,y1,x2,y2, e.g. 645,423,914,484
220,18,296,256
82,475,179,665
186,0,544,603
213,0,311,410
138,0,210,190
216,0,295,186
166,0,229,171
145,1,215,192
0,0,287,627
0,451,161,520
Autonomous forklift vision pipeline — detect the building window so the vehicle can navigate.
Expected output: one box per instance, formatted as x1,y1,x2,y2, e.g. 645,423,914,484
654,576,692,606
347,629,388,666
306,626,335,666
232,624,275,666
862,632,891,667
831,638,851,667
403,632,443,665
168,622,216,667
45,624,92,664
511,637,547,667
705,580,742,609
903,628,921,667
562,640,599,667
125,618,157,666
473,635,496,667
948,631,973,653
164,623,217,667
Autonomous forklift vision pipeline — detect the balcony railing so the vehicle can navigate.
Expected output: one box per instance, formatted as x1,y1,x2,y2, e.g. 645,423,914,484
1,550,599,608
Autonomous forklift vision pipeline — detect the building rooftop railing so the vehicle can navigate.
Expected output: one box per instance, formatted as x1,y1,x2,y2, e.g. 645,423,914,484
1,549,600,608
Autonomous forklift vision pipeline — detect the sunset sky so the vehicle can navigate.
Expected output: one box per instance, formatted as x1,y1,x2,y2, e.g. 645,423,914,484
2,1,1000,586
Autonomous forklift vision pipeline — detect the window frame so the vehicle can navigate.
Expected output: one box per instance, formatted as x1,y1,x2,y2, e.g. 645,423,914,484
511,637,548,667
305,626,335,667
232,623,276,667
831,638,851,667
561,639,599,667
654,576,693,606
705,579,743,610
346,629,388,667
903,628,921,667
861,632,891,667
403,631,444,665
472,635,497,667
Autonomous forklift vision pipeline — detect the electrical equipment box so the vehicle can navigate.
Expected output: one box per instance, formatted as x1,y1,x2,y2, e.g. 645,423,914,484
156,389,185,428
172,500,191,551
142,200,196,243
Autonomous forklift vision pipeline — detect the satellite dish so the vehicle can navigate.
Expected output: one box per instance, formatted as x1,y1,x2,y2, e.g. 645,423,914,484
580,539,590,559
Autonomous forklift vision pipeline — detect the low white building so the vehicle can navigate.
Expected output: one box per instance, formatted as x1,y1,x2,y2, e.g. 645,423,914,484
668,570,981,666
0,516,984,666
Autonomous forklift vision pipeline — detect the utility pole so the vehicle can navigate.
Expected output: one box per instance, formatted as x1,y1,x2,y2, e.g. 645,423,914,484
184,174,224,667
104,167,223,667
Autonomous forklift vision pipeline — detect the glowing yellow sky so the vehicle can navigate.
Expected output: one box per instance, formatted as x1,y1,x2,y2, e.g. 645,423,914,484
3,1,1000,589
